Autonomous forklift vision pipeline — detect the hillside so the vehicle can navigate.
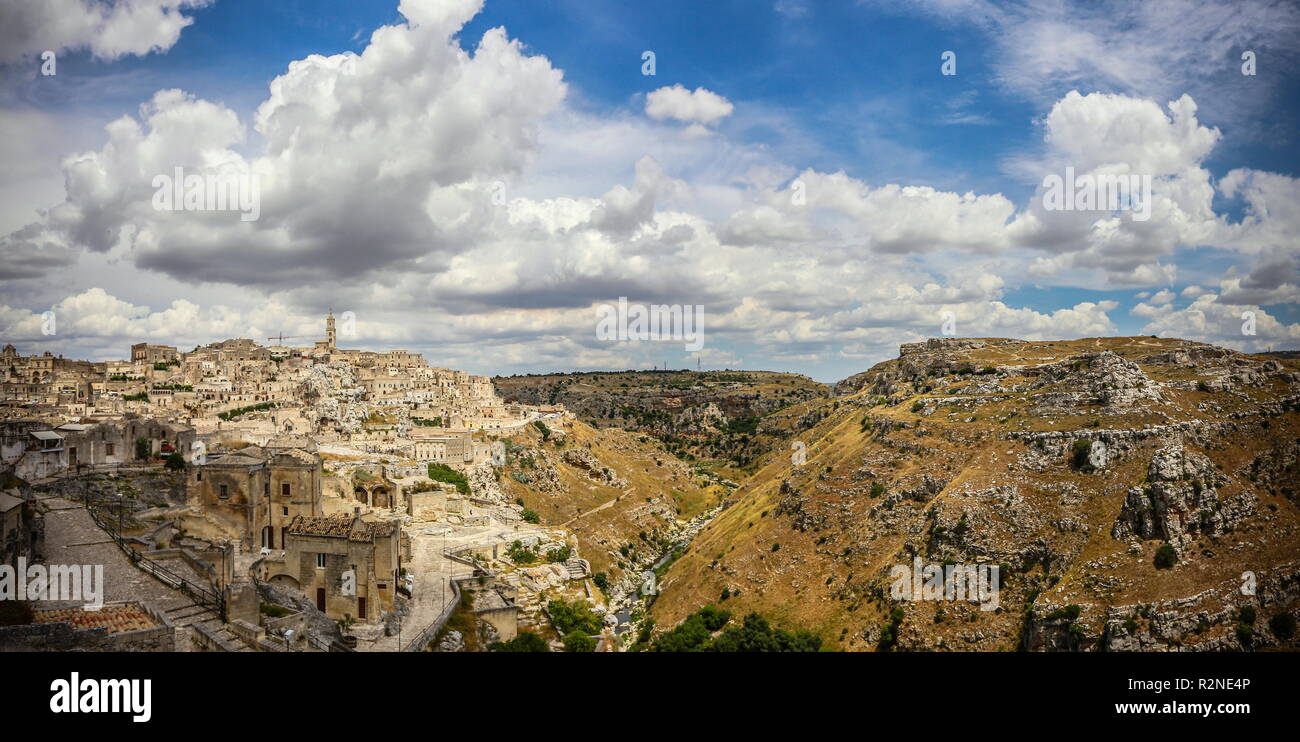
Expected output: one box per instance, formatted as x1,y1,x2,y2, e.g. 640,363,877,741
484,417,727,607
494,370,831,477
647,336,1300,651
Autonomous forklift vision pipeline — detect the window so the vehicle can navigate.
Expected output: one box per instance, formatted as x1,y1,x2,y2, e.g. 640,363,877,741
281,482,291,497
316,553,326,569
106,443,115,456
219,484,228,499
197,471,202,482
282,507,289,516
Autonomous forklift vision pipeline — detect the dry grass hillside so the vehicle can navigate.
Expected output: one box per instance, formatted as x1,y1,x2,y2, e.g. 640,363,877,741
489,418,726,594
649,336,1300,652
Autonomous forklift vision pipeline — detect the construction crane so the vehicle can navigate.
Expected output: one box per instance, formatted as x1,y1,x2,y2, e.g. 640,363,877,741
266,333,311,345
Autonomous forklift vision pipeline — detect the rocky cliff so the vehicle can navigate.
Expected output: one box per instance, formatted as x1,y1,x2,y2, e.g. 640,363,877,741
647,336,1300,651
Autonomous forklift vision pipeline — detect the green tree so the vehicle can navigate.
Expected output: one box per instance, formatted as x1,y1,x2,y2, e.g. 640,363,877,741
1154,544,1178,569
490,631,550,652
563,632,596,652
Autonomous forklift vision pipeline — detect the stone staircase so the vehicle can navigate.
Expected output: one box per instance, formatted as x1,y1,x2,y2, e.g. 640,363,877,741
564,558,590,580
164,604,255,652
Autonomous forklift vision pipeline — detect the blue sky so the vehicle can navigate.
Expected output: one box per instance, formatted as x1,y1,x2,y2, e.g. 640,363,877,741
1,0,1298,381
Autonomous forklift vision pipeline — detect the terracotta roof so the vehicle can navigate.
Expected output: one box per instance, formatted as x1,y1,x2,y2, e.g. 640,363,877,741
287,513,397,541
33,603,158,634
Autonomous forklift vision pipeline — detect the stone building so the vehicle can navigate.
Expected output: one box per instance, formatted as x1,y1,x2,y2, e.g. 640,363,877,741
186,445,323,549
130,343,179,365
266,511,400,622
1,487,37,570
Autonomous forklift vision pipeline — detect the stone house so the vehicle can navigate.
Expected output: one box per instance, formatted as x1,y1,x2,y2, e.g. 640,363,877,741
266,511,401,622
187,445,323,549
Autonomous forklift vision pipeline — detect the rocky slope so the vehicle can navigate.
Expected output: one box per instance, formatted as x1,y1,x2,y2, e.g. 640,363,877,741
648,336,1300,651
486,418,726,601
493,370,830,473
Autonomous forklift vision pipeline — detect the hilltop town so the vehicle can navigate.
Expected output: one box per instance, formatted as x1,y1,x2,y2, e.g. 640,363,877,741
0,315,598,652
3,332,1298,654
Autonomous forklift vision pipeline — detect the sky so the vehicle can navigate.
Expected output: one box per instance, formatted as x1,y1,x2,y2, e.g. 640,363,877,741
0,0,1297,383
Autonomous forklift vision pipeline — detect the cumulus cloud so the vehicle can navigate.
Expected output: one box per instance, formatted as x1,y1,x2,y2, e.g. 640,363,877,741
2,0,1297,381
0,0,567,287
0,0,208,63
1139,293,1300,352
645,84,734,127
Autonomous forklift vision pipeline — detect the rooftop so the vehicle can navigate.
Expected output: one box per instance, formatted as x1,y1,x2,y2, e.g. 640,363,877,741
33,603,159,634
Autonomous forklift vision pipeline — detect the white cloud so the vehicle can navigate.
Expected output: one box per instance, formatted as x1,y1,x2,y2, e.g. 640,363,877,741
0,0,208,63
645,84,734,127
2,0,1297,381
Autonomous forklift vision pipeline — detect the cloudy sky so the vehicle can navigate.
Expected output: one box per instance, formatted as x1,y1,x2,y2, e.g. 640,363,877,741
1,0,1297,382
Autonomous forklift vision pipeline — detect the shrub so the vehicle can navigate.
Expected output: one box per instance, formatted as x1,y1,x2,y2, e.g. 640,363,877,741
490,631,550,652
547,598,604,636
1045,605,1082,622
563,631,596,652
1236,623,1253,645
1153,544,1178,569
507,540,538,564
911,400,924,413
591,572,609,591
164,452,186,471
533,420,552,441
260,603,291,618
1268,612,1296,640
1238,605,1257,625
870,482,885,497
426,463,469,495
1070,439,1093,471
520,509,539,524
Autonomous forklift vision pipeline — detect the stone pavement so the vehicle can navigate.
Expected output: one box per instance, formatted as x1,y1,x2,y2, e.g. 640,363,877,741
32,491,221,651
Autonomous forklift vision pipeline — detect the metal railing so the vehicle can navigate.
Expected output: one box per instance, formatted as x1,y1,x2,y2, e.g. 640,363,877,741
85,498,226,620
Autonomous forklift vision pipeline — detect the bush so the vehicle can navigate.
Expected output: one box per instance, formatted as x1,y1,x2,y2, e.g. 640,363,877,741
870,482,885,497
1268,612,1296,640
426,463,469,495
592,572,609,591
260,603,291,618
562,632,596,652
164,452,186,471
507,540,538,564
135,437,151,461
1045,604,1082,622
910,400,924,413
1238,605,1257,625
547,598,604,636
520,509,539,524
1236,623,1253,645
1070,439,1093,471
490,631,550,652
1153,544,1178,569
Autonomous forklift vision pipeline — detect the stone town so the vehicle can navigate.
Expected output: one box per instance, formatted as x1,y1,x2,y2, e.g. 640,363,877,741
0,314,594,652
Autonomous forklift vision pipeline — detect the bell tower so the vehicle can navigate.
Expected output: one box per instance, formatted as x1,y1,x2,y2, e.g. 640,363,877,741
326,311,337,351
